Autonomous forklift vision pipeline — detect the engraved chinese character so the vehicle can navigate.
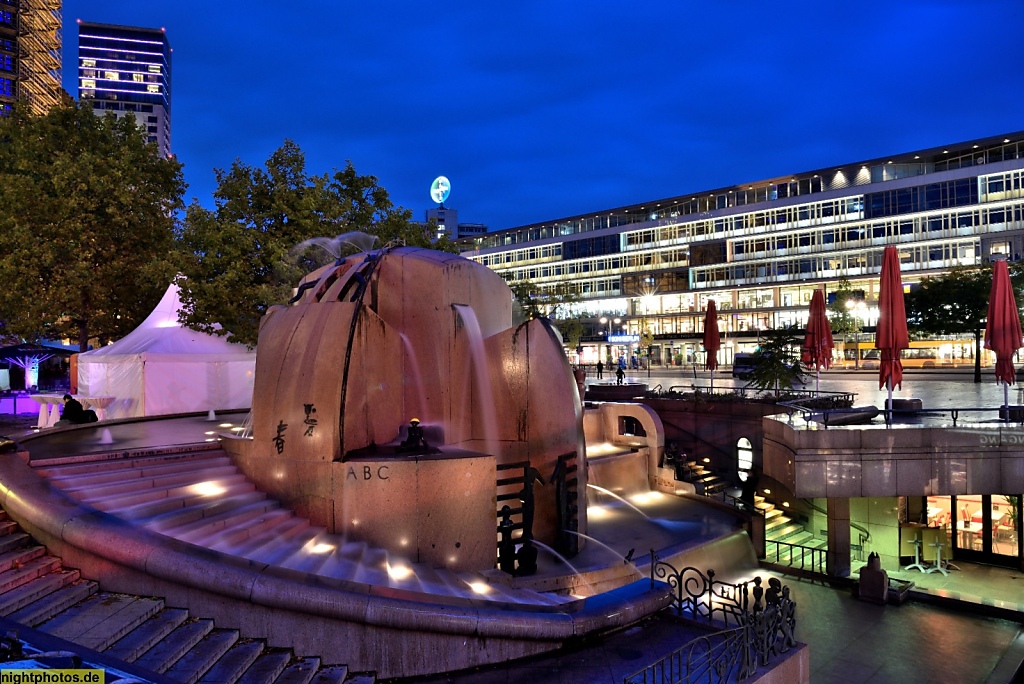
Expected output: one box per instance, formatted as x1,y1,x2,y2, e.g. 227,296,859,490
303,403,318,437
273,420,288,454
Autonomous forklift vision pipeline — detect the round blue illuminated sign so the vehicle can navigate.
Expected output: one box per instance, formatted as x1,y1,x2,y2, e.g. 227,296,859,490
430,176,451,205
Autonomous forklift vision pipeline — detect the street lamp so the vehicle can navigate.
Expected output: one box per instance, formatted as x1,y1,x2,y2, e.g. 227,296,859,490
845,299,867,368
599,316,621,366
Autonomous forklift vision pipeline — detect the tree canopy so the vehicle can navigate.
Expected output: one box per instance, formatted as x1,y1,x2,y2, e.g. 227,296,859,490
745,326,807,396
0,102,185,351
176,140,456,348
905,262,1024,383
827,278,863,338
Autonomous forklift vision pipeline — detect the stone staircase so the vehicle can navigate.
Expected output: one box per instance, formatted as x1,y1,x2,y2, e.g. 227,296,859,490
0,506,373,683
34,449,571,607
756,495,827,566
673,458,728,496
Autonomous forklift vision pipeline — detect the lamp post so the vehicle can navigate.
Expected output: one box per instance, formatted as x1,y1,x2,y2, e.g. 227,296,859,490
845,299,867,369
599,316,620,365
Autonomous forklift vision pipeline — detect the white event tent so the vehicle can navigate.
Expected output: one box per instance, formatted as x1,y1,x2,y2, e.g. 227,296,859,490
77,283,256,418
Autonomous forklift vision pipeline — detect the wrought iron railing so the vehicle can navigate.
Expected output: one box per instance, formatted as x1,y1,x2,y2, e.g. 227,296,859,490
624,629,746,684
627,557,798,683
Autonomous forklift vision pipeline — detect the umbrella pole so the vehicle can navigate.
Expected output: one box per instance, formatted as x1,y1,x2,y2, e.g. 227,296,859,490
1004,381,1010,421
710,368,714,394
887,379,893,425
816,368,820,397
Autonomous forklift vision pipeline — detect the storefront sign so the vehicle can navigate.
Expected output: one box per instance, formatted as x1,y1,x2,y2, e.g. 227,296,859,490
608,334,640,343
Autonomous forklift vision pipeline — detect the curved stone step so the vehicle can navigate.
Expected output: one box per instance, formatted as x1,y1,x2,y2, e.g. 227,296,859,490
0,544,45,573
238,649,292,684
92,476,253,513
215,517,312,558
67,465,240,500
35,447,593,610
104,607,190,662
134,617,215,673
274,656,321,684
39,593,164,651
7,578,98,627
0,510,375,684
163,628,239,684
198,638,264,684
0,556,63,594
33,451,230,480
151,493,276,539
0,569,85,616
0,531,31,555
306,665,350,684
207,509,295,549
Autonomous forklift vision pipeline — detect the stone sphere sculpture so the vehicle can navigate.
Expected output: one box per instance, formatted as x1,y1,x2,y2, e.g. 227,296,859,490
224,246,586,572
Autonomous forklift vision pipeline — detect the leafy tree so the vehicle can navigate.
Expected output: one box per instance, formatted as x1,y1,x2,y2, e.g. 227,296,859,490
745,326,807,396
904,264,1005,384
0,102,185,351
177,141,454,348
507,278,591,366
827,278,862,366
639,317,655,373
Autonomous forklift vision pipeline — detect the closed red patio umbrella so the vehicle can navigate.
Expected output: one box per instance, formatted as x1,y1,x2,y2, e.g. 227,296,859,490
983,254,1023,413
702,299,721,391
801,289,834,395
875,245,909,420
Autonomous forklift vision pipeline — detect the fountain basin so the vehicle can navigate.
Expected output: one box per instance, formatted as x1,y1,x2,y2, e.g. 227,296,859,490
0,446,676,678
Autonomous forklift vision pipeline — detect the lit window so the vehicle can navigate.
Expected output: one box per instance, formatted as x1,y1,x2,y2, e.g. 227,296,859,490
147,84,159,93
82,59,96,67
148,65,161,73
81,79,95,89
133,73,143,82
737,437,753,480
105,71,119,80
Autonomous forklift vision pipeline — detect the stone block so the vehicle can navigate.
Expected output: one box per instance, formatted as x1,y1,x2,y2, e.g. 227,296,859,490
794,461,826,498
825,460,861,497
861,459,897,497
895,459,932,495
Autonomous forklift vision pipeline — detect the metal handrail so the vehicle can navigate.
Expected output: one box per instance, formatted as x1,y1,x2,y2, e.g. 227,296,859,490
765,540,826,574
783,403,1024,427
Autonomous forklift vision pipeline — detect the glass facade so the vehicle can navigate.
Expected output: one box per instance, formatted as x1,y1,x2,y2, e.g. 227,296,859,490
0,0,62,115
78,21,172,157
461,132,1024,365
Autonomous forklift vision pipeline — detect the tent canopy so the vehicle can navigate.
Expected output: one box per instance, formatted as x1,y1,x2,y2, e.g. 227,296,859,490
77,283,256,418
0,343,74,364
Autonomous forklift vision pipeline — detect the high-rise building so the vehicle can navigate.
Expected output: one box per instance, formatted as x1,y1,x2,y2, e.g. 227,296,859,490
77,20,171,157
0,0,63,116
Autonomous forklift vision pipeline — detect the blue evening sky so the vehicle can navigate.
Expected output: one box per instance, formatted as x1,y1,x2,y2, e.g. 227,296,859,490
61,1,1024,231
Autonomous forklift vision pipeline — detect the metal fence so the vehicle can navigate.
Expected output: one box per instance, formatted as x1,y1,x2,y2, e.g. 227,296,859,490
626,557,797,684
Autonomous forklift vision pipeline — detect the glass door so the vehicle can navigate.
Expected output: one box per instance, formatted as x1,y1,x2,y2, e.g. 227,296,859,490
950,494,1022,567
987,495,1019,559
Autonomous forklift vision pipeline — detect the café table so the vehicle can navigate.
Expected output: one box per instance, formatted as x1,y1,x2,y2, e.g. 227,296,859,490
972,508,1007,525
957,520,983,551
76,395,115,421
926,538,959,575
29,394,64,428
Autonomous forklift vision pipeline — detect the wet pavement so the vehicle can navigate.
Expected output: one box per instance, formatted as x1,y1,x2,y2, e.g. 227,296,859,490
405,571,1024,684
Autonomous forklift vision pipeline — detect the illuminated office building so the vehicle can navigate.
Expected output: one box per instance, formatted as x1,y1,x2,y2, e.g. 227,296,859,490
462,132,1024,367
77,20,171,157
0,0,63,116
